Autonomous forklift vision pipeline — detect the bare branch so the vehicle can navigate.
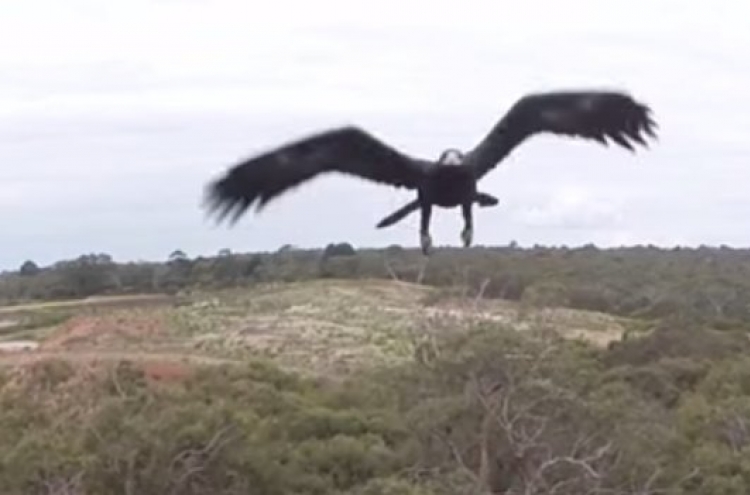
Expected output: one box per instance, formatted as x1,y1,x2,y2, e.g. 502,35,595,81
474,277,491,305
416,257,429,285
383,257,400,282
431,429,482,485
166,424,239,495
39,470,84,495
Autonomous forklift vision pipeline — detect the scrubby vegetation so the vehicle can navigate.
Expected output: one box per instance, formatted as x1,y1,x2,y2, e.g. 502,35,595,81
2,243,750,493
5,243,750,329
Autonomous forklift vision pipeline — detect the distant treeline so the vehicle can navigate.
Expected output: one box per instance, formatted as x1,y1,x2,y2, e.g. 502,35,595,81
3,242,750,328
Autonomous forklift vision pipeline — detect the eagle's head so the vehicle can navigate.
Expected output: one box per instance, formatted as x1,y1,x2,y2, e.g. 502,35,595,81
437,148,465,166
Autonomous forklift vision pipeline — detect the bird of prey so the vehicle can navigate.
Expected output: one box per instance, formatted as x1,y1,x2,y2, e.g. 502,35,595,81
204,89,657,255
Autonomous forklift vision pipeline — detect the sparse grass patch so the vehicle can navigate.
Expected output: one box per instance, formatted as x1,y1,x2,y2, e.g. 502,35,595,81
0,279,636,384
159,279,635,373
0,309,72,341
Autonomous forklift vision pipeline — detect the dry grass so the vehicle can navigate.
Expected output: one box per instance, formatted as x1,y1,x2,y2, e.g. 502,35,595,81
0,279,634,377
0,293,176,314
168,279,631,375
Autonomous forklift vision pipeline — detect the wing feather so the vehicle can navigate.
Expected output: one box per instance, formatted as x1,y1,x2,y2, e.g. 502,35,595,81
204,126,431,224
464,90,658,180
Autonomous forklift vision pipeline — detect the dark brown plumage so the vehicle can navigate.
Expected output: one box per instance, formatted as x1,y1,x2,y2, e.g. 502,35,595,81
204,89,658,254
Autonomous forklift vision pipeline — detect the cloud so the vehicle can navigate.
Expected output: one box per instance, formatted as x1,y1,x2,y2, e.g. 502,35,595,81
510,187,624,230
1,0,750,268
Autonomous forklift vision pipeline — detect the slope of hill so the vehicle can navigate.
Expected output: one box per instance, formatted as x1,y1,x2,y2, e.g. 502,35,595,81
0,278,638,377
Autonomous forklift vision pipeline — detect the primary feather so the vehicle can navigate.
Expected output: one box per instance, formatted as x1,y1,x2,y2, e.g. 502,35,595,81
204,126,432,224
464,90,658,180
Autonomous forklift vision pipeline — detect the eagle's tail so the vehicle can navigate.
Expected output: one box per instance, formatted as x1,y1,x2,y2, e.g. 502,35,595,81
475,192,499,207
376,199,420,229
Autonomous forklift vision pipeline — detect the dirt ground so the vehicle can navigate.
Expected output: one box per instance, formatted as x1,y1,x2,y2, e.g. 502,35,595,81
40,310,171,350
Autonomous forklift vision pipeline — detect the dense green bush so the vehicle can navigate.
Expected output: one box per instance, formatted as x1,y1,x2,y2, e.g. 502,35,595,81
0,359,414,494
2,323,750,493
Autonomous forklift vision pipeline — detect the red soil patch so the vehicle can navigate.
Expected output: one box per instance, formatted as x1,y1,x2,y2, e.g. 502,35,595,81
41,310,171,350
141,360,192,383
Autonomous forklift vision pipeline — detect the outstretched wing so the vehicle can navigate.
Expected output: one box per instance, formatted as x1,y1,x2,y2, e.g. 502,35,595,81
464,90,658,180
204,126,432,224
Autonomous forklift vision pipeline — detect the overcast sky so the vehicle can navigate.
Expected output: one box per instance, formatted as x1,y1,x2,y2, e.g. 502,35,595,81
1,0,748,269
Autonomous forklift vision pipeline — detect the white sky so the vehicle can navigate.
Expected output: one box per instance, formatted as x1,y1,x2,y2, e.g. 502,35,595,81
1,0,748,268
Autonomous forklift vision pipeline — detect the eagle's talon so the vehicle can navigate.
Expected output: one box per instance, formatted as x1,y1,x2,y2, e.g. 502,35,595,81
420,232,433,255
461,228,473,247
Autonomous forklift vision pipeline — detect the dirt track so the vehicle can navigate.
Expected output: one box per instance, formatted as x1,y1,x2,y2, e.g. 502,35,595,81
0,349,238,366
0,293,176,315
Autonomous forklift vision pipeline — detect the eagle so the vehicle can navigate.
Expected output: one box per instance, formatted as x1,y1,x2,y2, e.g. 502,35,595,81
203,89,657,255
